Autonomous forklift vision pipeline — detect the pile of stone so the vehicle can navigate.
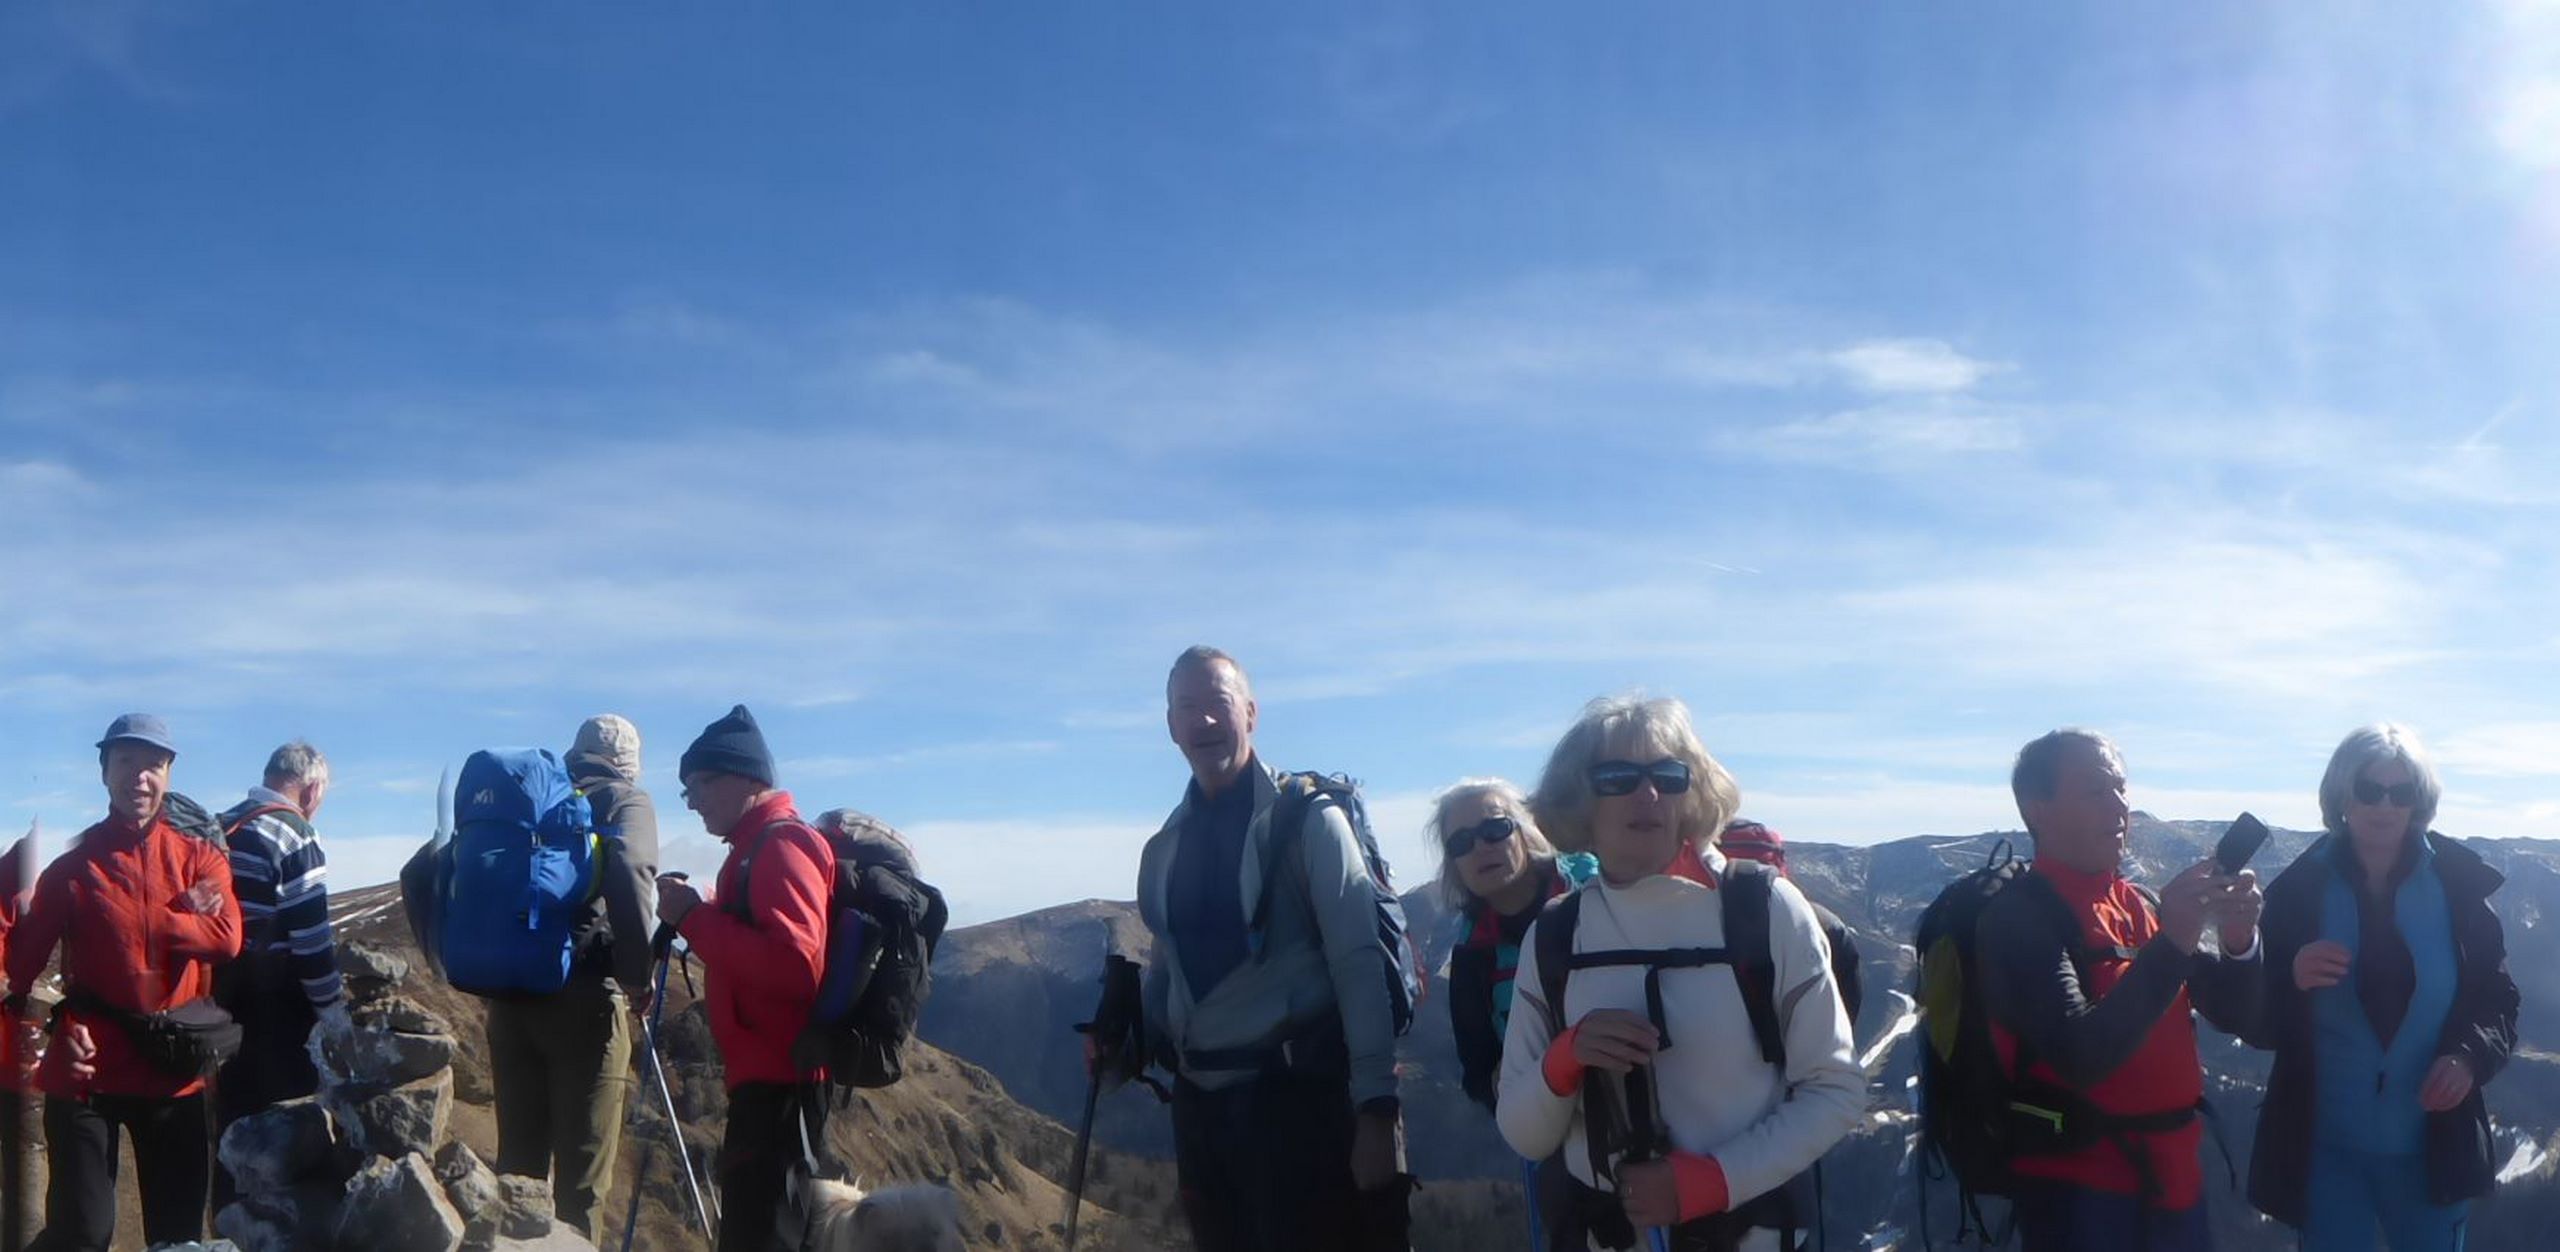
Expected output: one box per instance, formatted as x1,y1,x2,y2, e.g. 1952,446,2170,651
213,942,597,1252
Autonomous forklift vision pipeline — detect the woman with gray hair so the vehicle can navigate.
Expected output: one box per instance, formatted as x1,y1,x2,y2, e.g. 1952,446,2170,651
1495,695,1862,1252
1432,778,1591,1113
2242,723,2519,1249
1432,779,1594,1252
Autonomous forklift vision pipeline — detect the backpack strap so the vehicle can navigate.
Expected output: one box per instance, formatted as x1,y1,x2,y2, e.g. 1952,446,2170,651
1532,864,1789,1064
1249,773,1347,939
721,819,821,921
1533,888,1586,1040
219,803,307,842
1720,860,1786,1067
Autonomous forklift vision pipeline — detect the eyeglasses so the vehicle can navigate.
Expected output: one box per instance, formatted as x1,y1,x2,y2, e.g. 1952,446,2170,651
1587,758,1692,798
2352,776,2420,808
1442,815,1518,860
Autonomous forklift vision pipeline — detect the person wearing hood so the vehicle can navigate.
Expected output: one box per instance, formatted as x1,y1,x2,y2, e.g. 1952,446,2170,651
5,714,241,1252
655,704,834,1252
211,740,349,1209
482,714,660,1239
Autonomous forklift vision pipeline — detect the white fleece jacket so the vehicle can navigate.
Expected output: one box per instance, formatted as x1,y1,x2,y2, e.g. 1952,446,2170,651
1496,848,1866,1244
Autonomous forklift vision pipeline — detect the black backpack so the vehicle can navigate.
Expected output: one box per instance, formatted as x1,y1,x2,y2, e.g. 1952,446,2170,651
728,811,949,1090
1255,772,1423,1038
1532,859,1821,1245
1911,843,2202,1240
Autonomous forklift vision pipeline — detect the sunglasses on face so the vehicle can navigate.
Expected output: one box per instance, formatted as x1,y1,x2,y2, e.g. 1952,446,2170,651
2352,776,2420,808
1587,758,1692,798
1442,815,1518,860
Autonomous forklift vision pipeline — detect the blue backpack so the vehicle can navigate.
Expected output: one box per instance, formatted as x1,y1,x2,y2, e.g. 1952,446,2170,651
438,748,611,997
1255,772,1423,1037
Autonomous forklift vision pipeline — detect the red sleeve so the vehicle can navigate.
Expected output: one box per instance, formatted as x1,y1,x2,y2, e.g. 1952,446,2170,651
1670,1152,1731,1221
678,825,830,1004
159,838,243,962
1543,1024,1587,1096
5,868,68,1010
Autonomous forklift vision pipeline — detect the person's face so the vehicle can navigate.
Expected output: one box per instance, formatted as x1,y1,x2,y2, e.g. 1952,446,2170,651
2025,743,2131,876
1590,746,1689,883
101,743,173,827
2345,756,2420,850
682,771,759,837
1166,660,1256,794
1445,791,1533,902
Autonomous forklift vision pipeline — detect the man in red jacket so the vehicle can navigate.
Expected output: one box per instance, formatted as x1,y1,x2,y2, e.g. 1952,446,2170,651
654,704,834,1252
5,714,243,1252
1978,729,2261,1252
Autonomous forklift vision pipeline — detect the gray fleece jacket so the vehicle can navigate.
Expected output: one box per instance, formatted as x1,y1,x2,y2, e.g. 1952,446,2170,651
1137,762,1401,1105
566,748,661,993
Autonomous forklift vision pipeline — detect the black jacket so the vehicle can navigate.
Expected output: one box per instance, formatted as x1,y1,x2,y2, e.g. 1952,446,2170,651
2242,831,2519,1227
1448,858,1568,1112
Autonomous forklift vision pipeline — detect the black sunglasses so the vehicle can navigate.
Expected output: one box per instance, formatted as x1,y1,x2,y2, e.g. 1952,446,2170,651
1587,758,1692,798
1442,815,1519,860
2352,776,2420,808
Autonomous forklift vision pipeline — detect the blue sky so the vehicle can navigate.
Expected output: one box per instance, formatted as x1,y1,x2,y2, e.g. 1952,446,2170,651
6,1,2560,925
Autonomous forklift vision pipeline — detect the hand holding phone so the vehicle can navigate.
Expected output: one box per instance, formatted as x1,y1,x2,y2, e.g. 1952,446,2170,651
2216,813,2271,875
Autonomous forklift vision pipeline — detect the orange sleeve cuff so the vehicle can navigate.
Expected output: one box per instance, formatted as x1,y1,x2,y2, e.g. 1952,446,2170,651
1671,1152,1729,1222
1542,1025,1586,1096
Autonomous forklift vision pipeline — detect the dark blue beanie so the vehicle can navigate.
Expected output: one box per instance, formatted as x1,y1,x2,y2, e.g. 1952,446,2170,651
680,704,776,787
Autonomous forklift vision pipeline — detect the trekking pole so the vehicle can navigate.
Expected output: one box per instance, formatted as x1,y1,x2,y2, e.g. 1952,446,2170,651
1623,1066,1674,1252
1519,1156,1548,1252
639,929,717,1244
1063,951,1150,1252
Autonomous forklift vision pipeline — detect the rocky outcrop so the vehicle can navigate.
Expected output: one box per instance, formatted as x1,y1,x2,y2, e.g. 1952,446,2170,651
213,941,596,1252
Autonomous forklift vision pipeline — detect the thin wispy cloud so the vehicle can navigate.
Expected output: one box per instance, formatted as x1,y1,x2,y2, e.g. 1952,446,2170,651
1825,339,2009,395
7,1,2559,900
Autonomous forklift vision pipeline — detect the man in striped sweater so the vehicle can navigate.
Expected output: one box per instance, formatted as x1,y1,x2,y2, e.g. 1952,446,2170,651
212,740,347,1202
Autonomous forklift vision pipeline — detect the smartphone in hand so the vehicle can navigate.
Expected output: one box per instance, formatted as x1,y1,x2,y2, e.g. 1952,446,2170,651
2216,812,2271,875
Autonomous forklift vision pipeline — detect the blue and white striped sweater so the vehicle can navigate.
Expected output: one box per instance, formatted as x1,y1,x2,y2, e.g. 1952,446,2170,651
221,786,345,1010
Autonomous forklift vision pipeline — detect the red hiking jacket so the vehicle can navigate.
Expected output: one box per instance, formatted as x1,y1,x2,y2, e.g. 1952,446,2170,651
1989,861,2221,1207
4,814,243,1098
675,791,834,1089
0,834,31,1089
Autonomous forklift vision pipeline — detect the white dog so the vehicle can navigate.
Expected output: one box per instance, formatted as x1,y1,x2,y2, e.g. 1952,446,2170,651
780,1172,967,1252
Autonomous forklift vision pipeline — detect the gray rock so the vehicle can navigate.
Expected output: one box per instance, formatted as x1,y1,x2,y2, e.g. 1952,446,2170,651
336,1153,465,1252
333,1069,453,1160
338,941,411,988
214,1181,342,1252
433,1140,501,1219
375,1028,458,1085
493,1174,554,1237
361,995,450,1037
486,1231,599,1252
216,1097,336,1195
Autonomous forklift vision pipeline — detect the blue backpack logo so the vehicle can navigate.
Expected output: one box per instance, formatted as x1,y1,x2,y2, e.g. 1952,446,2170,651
438,748,607,997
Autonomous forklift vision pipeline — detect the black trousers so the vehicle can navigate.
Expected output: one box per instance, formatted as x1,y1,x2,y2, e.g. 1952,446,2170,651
715,1082,828,1252
1172,1068,1410,1252
211,997,322,1212
31,1093,210,1252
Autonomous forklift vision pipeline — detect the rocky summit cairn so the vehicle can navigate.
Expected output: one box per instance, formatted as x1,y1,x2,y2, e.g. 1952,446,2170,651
213,940,599,1252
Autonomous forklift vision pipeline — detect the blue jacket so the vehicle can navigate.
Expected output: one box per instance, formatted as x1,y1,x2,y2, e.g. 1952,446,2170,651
2244,831,2518,1227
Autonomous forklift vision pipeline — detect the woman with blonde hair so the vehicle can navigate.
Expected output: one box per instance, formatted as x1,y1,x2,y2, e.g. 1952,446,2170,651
2243,724,2518,1249
1430,778,1592,1113
1496,695,1862,1251
1430,778,1594,1251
